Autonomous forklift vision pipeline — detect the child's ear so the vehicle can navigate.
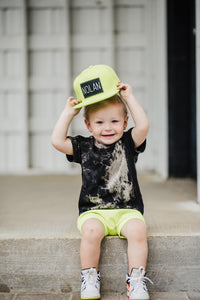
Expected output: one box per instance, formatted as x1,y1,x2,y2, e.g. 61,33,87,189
123,115,129,130
84,119,92,132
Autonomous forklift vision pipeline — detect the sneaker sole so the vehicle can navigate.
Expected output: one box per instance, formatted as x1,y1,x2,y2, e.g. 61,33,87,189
127,294,149,300
81,296,100,300
81,298,100,300
127,283,149,300
127,296,149,300
128,297,149,300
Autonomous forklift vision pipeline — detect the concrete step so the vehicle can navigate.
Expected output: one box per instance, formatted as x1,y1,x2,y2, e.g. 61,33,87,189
0,291,200,300
1,235,200,294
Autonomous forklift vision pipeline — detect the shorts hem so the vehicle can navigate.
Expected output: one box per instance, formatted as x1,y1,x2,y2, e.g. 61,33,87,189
77,209,145,238
77,211,108,236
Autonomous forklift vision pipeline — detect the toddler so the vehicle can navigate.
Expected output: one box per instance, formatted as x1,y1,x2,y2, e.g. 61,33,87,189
51,65,152,300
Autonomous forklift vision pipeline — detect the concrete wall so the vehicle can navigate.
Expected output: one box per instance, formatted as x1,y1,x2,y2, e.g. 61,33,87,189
0,0,167,176
196,0,200,202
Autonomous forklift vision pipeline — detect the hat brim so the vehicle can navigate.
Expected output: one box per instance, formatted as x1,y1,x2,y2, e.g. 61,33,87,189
73,88,120,109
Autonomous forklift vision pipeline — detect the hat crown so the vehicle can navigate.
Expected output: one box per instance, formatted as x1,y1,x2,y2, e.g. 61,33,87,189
73,64,120,108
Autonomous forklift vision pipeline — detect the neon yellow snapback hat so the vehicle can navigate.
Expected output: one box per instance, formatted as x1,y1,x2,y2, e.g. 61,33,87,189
73,64,120,109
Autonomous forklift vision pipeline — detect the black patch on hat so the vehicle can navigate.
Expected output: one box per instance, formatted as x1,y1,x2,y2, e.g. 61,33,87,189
81,78,103,99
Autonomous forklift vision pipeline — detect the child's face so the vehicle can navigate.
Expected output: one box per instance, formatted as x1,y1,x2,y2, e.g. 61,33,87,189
84,102,128,145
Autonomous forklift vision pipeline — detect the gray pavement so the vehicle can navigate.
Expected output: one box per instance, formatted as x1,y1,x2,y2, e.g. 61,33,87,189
0,173,199,239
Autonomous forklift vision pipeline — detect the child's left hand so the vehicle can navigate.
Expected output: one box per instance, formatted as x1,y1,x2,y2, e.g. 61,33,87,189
117,82,134,103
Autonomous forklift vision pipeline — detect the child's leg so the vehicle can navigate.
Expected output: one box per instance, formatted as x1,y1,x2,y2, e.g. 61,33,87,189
80,218,105,270
120,218,148,274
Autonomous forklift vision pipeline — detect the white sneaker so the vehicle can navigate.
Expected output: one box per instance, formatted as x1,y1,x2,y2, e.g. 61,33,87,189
81,267,101,299
126,266,153,300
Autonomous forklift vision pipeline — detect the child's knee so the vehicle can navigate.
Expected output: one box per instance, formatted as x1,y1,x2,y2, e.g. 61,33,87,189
81,219,105,241
122,218,147,241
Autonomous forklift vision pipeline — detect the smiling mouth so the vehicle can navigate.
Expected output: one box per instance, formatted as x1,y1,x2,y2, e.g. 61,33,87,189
102,134,115,137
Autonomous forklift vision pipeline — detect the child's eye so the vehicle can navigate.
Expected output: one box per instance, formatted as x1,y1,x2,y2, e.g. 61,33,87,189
96,121,103,124
112,120,119,123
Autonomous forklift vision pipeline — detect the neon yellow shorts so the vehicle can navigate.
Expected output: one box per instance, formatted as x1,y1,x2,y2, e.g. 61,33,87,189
77,209,145,238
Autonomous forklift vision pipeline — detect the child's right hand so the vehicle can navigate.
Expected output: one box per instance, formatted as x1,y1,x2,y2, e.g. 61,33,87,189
117,82,134,103
65,96,82,116
51,96,81,154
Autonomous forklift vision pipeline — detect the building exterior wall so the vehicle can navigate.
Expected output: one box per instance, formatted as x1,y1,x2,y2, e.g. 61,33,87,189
0,0,167,176
196,0,200,202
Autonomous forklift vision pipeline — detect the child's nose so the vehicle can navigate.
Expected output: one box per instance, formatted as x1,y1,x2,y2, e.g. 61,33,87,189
105,122,112,130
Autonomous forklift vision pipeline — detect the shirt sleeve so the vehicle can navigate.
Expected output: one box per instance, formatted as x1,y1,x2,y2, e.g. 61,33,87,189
123,128,146,163
135,139,146,154
66,135,83,164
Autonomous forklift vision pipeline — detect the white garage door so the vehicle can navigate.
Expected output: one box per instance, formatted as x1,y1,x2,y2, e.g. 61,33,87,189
0,0,167,176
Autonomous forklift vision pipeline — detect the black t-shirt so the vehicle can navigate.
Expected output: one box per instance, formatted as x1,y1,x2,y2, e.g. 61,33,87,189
67,128,146,215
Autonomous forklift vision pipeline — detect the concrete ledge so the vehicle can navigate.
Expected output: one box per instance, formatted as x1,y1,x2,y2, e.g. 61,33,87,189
0,292,200,300
1,236,200,294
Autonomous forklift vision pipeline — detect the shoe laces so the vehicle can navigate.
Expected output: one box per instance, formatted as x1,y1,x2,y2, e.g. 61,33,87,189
81,268,100,288
127,266,153,293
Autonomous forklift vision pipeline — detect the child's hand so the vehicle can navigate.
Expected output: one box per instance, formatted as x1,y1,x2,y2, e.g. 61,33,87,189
65,96,81,116
117,82,134,103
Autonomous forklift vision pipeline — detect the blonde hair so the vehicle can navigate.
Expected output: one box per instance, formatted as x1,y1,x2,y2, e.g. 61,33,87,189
84,94,128,121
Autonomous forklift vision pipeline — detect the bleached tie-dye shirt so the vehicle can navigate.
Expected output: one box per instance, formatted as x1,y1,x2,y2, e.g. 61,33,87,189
67,128,146,215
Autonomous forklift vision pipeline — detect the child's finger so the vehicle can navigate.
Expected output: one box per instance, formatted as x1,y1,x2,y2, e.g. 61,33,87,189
73,99,81,105
68,97,78,105
117,82,127,89
67,96,74,103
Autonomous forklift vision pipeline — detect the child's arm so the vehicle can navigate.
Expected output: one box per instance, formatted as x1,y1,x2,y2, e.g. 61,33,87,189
51,97,81,154
117,82,150,148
